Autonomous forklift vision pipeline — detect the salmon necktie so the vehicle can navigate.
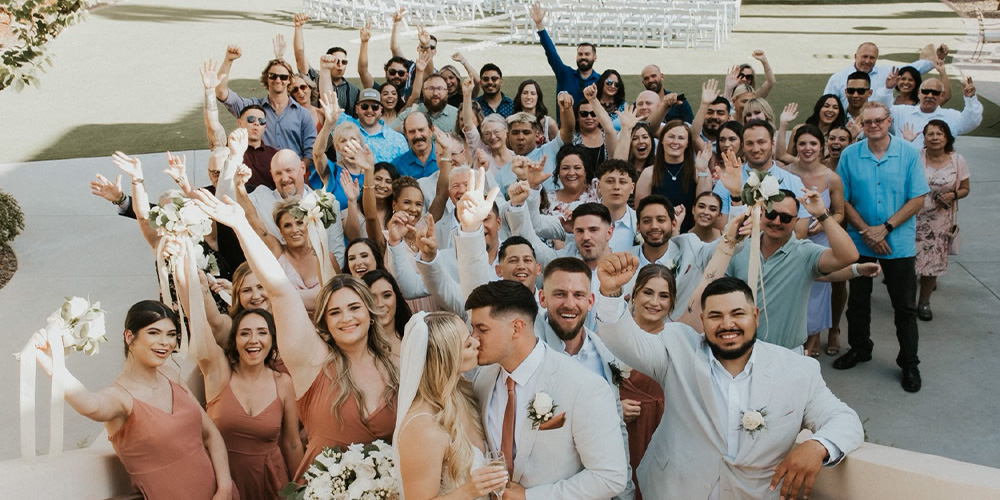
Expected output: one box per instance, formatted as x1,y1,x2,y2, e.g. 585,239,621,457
501,375,515,475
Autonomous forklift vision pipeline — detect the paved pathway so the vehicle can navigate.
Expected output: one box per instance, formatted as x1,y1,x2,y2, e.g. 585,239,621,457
1,0,998,468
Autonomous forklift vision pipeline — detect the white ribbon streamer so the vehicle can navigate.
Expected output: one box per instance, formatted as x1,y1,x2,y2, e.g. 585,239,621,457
304,216,335,285
19,325,67,461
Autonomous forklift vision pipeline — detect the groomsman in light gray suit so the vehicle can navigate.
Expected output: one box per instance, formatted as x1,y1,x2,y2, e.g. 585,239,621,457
467,280,628,500
594,254,864,500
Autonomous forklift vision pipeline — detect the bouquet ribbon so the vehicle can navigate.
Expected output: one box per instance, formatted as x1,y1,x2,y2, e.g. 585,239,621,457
744,203,771,342
303,214,335,285
154,237,190,357
19,325,67,462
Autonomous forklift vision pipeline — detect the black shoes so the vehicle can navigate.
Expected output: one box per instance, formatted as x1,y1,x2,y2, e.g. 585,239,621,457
832,349,872,370
902,367,922,392
917,303,933,321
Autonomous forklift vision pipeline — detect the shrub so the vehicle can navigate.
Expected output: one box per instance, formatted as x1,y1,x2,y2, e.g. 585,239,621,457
0,189,25,246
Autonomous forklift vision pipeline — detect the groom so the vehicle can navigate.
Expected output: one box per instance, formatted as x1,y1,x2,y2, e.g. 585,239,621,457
466,280,628,500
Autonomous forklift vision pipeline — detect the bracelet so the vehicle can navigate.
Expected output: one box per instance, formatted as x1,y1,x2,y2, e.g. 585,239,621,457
604,288,624,298
696,171,709,178
113,192,127,206
816,211,830,223
851,263,861,278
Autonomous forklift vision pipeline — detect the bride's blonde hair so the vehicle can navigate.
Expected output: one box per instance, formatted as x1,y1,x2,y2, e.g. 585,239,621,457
414,312,484,487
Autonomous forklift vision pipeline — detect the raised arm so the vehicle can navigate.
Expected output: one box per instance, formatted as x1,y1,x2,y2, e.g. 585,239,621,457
216,45,240,102
557,91,576,145
690,79,719,153
751,50,776,99
317,54,336,99
358,20,375,89
460,76,477,136
612,104,638,160
675,217,743,330
724,65,740,99
428,129,454,221
313,91,341,187
233,165,284,257
401,49,430,111
31,331,128,425
646,92,679,135
164,152,194,197
340,169,364,241
583,84,618,158
774,103,799,165
112,152,159,248
452,52,481,95
200,60,228,150
389,8,406,58
292,13,310,75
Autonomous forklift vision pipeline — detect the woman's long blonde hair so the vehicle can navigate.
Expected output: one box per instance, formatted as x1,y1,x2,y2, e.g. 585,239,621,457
313,274,399,424
414,312,483,487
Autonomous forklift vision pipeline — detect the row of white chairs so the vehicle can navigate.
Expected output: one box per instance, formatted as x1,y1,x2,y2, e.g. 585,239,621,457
303,0,490,30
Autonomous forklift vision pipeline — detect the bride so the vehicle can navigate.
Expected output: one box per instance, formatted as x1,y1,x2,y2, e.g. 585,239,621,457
394,311,509,499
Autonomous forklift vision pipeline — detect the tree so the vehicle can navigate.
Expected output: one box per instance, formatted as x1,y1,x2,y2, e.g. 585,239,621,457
1,0,91,92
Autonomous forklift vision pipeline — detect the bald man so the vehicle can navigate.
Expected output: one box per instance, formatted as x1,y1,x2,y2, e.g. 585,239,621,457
633,90,660,120
824,42,945,108
890,77,982,149
640,65,693,124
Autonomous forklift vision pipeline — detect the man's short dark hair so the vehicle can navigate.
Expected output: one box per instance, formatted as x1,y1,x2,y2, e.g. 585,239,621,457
636,194,675,220
778,189,801,211
466,280,538,320
542,257,592,283
742,119,775,141
499,235,535,261
577,42,597,54
384,56,410,71
571,202,612,225
595,159,637,183
711,96,732,114
701,277,755,309
480,63,502,78
846,71,871,87
239,105,266,119
326,46,347,56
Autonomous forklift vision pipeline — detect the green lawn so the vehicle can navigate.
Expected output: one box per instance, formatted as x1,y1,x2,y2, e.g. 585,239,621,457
28,73,999,162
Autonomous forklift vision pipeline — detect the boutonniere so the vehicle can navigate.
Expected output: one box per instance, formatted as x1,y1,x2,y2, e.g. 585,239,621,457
608,360,632,387
664,257,679,274
738,407,769,438
527,392,558,429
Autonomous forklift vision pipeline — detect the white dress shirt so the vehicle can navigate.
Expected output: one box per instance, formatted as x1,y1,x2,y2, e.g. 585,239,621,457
487,340,547,455
608,207,637,253
557,324,607,381
823,59,934,109
889,95,984,149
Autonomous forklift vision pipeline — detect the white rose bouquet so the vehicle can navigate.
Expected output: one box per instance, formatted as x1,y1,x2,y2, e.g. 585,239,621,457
148,193,213,242
291,190,339,228
280,441,399,500
15,296,108,359
739,170,784,211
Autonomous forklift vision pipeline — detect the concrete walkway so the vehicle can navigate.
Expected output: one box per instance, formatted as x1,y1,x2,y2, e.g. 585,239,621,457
1,0,999,468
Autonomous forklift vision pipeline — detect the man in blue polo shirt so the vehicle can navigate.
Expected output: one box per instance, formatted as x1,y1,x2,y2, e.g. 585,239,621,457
832,101,929,393
392,111,438,179
530,2,598,106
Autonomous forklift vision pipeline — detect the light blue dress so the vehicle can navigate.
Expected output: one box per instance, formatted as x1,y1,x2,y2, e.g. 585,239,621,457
806,187,832,335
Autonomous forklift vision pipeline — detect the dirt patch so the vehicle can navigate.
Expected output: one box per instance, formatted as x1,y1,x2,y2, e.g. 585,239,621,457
0,244,16,290
949,0,1000,18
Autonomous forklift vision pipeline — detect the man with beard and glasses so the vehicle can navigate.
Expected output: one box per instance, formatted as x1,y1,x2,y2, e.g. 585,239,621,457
723,190,859,352
530,2,599,105
640,65,694,124
475,63,515,118
393,111,439,179
889,76,982,149
594,268,863,500
396,74,459,133
324,88,409,164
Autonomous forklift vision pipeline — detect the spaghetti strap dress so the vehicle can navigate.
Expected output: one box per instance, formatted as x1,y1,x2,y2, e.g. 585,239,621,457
109,378,236,500
206,379,289,500
293,369,397,481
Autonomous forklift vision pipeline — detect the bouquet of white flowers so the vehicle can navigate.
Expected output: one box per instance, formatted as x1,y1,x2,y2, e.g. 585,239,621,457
148,193,213,242
291,190,339,228
739,170,784,211
280,441,399,500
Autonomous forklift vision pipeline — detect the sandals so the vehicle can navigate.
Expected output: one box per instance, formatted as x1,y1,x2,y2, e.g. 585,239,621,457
804,335,821,358
826,327,841,356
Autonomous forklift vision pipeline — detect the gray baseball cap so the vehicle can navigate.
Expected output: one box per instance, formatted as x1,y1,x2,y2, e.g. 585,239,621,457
358,88,380,103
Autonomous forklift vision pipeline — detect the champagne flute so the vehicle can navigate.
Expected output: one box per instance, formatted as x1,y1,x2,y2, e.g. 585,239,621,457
485,450,508,499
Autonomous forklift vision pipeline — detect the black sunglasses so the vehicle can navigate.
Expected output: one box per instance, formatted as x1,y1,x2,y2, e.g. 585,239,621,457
604,80,620,87
292,84,309,92
764,210,795,224
920,88,943,96
578,110,597,118
267,73,290,81
245,115,267,126
359,102,381,111
387,69,407,77
845,87,869,95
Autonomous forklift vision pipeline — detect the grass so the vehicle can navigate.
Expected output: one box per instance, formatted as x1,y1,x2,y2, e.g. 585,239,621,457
27,73,1000,162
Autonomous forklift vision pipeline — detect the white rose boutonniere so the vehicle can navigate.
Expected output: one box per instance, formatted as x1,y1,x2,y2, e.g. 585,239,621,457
608,360,632,387
527,392,557,429
738,407,769,438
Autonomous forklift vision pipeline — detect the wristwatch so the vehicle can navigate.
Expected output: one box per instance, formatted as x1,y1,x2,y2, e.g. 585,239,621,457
883,221,894,233
816,212,830,223
730,194,741,203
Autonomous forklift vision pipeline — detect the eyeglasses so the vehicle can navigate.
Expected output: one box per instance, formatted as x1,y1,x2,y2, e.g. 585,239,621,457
860,116,889,128
920,88,943,96
359,102,381,111
244,115,267,126
424,86,447,92
578,110,597,118
763,210,795,224
845,87,870,95
604,80,620,87
267,73,290,81
332,59,348,66
292,84,309,93
207,169,221,177
387,69,407,77
481,76,501,82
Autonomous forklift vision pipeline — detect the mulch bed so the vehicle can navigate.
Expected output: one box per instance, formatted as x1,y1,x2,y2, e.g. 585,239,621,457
948,0,1000,18
0,244,16,291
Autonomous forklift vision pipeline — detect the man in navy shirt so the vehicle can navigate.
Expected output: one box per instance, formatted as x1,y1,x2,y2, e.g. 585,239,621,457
530,2,598,106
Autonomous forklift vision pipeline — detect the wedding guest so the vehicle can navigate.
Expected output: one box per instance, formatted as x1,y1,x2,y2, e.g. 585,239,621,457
806,94,848,136
380,83,403,124
344,238,386,278
741,97,775,127
635,120,713,232
310,118,370,210
890,76,982,149
690,192,723,243
892,61,953,107
824,126,853,171
915,120,970,321
724,50,777,99
596,69,626,130
513,79,559,144
195,192,398,480
362,269,412,354
30,301,236,499
612,106,654,182
475,63,514,118
576,84,618,177
290,73,323,131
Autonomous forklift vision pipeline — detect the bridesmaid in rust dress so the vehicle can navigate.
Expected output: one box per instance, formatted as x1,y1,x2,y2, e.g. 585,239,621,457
197,191,399,481
30,300,236,500
176,247,303,500
621,265,677,500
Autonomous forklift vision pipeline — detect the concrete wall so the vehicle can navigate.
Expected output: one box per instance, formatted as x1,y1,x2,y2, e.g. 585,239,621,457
0,439,137,499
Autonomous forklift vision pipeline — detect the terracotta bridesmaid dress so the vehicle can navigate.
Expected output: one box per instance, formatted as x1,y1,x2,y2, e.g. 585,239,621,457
207,380,289,500
619,370,665,500
109,378,237,500
293,371,396,481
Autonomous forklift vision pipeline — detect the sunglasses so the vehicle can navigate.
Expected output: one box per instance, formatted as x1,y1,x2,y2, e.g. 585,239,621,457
763,210,795,224
579,110,597,118
845,87,869,95
482,76,501,82
428,45,437,50
387,69,407,77
332,59,348,65
267,73,290,81
604,80,620,87
739,73,753,79
292,84,309,93
359,102,381,111
920,88,943,96
245,115,267,126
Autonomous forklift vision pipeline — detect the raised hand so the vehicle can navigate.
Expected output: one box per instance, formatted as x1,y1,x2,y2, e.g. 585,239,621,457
320,54,336,71
414,48,431,72
725,65,740,91
451,52,466,63
392,7,406,24
228,128,249,159
525,154,551,189
780,102,798,125
530,1,546,29
340,169,360,202
846,118,861,140
417,24,431,47
510,156,529,181
414,213,437,261
798,187,828,218
234,164,252,189
936,43,949,62
386,210,413,247
582,83,598,101
506,180,530,207
200,60,224,90
618,104,638,131
900,122,916,142
473,148,490,171
884,67,899,90
191,189,247,228
962,76,976,97
342,138,375,172
359,18,372,43
933,57,946,75
673,204,686,236
695,145,712,178
90,173,123,203
557,91,574,111
716,149,743,197
751,49,767,62
273,34,287,59
164,152,189,188
661,92,679,109
597,252,640,296
457,167,500,231
293,12,308,28
701,78,720,104
461,76,475,96
319,90,341,124
112,151,143,182
224,44,241,62
432,128,453,162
